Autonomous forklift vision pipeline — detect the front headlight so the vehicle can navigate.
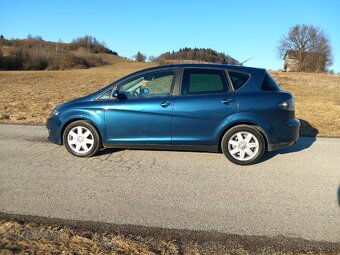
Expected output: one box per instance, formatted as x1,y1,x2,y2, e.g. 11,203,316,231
50,109,59,118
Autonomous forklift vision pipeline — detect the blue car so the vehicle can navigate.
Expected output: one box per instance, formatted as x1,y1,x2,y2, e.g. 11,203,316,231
46,64,300,165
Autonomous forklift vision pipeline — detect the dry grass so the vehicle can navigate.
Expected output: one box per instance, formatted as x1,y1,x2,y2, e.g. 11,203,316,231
0,64,339,136
1,220,338,255
0,220,249,255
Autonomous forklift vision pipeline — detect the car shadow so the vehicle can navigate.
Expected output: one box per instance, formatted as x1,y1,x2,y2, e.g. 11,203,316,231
261,136,316,161
298,119,319,137
261,119,318,162
94,148,125,157
95,119,318,162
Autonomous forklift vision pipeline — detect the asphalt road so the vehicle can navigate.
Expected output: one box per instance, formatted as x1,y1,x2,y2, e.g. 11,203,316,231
0,124,339,243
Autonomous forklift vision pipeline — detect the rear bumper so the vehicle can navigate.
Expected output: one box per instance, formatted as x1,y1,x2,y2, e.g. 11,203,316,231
268,140,296,151
267,118,300,151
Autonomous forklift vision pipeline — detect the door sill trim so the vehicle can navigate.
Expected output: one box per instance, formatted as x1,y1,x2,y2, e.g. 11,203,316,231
103,143,219,153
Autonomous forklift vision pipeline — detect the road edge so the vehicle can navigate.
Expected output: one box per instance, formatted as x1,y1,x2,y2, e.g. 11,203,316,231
1,212,339,253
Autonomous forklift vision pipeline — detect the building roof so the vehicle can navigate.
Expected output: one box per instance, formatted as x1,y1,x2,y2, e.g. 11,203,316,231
284,50,326,60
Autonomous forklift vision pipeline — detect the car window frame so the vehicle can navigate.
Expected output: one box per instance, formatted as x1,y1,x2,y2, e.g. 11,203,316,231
226,70,251,91
95,88,113,101
179,67,232,97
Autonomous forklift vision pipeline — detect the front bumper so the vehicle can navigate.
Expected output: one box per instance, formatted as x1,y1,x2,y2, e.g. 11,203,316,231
267,118,300,151
46,115,63,145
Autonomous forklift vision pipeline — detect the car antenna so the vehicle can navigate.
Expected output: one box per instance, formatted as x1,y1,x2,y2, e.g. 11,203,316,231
240,57,254,66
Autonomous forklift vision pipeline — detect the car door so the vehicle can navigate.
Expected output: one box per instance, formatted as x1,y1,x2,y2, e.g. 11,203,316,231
104,69,176,145
172,68,237,146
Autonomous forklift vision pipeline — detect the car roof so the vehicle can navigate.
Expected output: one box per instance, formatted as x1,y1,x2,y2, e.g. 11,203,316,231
134,63,266,73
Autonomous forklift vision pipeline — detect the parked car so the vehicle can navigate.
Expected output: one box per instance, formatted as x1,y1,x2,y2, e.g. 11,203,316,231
46,64,300,165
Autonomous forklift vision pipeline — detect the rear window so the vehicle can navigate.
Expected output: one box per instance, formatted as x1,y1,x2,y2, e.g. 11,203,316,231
262,72,280,91
228,71,250,90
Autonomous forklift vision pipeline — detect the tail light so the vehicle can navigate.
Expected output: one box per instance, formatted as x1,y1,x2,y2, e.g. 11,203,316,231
278,98,294,111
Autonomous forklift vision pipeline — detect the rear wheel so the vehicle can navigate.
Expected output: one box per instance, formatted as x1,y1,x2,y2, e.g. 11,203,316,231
221,125,265,165
63,120,101,157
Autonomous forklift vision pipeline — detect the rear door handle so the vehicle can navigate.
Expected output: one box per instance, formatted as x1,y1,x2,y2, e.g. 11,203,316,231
160,101,171,108
221,98,234,105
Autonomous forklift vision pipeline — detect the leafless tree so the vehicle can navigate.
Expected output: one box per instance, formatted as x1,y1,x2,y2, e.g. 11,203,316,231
278,24,333,71
147,55,156,62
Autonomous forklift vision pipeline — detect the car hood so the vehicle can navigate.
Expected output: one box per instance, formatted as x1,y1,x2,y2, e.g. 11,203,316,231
55,96,91,113
54,82,116,113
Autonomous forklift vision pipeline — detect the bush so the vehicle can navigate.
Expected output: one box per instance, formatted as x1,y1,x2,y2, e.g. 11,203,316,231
47,53,103,70
0,35,115,70
70,35,114,54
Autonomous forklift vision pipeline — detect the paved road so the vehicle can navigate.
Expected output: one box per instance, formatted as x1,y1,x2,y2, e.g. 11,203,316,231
0,124,339,242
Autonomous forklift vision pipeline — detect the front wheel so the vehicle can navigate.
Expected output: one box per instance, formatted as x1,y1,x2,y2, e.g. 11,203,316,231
63,120,102,157
221,125,265,165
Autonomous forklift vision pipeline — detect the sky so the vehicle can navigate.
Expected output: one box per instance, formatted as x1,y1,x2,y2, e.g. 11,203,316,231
1,0,339,71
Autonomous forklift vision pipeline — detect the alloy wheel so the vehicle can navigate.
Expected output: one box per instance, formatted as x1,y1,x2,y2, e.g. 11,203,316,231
67,126,94,154
227,131,259,161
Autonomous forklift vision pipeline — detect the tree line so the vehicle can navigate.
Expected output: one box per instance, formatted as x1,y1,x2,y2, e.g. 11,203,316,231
0,35,117,70
153,48,239,65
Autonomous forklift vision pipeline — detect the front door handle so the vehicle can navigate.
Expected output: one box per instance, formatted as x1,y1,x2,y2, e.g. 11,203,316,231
160,101,171,108
221,98,234,105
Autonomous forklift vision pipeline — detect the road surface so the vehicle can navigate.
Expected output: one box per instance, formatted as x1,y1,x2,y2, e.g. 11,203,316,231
0,124,339,242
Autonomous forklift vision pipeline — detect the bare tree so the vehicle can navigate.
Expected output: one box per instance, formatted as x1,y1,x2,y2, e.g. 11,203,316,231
147,55,156,62
278,24,333,72
134,51,146,62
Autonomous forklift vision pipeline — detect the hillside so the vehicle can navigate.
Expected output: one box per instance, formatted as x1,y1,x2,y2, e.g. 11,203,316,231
0,61,339,137
0,35,125,70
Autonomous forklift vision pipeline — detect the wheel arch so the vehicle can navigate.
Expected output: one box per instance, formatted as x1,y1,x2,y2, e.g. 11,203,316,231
218,121,269,152
60,117,103,145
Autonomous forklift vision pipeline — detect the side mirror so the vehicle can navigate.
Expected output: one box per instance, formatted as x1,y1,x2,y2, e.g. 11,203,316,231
112,89,119,98
141,87,150,95
112,90,127,100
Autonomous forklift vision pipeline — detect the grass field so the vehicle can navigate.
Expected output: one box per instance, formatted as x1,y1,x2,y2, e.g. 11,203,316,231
0,62,339,136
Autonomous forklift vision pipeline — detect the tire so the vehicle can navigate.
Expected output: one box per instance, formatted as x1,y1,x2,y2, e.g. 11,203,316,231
63,120,102,157
221,125,265,165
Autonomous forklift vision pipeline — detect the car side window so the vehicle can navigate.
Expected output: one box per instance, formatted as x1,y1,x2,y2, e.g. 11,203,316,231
118,70,175,99
181,69,229,96
228,71,250,90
